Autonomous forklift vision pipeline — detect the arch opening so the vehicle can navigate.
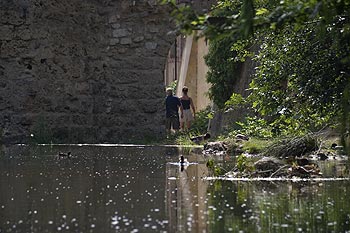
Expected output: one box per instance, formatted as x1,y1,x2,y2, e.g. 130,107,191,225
164,32,211,112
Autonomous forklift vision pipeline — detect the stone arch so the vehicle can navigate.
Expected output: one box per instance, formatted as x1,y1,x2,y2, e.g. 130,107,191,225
0,0,214,143
164,32,212,113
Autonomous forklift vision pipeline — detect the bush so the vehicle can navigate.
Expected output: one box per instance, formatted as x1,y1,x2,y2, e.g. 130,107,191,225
242,138,270,154
189,106,213,135
262,134,319,158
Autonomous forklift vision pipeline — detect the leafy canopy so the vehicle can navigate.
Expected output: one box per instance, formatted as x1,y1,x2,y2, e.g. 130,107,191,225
161,0,350,148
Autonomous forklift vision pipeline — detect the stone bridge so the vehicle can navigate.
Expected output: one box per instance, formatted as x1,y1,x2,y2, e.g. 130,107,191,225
0,0,215,143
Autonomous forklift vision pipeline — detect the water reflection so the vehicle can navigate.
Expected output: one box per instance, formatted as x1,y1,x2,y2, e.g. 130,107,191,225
166,147,209,232
205,180,350,232
0,145,350,232
0,145,170,232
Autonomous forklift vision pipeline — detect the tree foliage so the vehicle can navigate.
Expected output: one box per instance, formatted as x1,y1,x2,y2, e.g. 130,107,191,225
161,0,350,149
249,21,349,134
205,36,243,109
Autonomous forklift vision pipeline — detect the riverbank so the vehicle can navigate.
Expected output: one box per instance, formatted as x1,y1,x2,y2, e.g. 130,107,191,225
196,132,349,179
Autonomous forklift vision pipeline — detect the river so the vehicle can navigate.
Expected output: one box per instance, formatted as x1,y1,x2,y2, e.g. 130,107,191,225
0,145,349,232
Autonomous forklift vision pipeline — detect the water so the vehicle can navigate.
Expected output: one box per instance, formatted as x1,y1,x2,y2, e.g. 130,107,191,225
0,145,350,232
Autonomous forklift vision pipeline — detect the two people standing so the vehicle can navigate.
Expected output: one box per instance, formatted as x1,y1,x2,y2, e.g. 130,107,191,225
165,86,195,134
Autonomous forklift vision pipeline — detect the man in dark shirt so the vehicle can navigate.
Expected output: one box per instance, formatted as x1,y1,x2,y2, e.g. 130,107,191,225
165,88,183,134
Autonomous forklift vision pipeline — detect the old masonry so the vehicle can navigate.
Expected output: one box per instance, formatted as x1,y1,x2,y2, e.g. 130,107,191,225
0,0,214,143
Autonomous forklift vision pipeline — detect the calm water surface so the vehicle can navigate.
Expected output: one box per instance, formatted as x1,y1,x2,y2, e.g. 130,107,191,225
0,145,350,233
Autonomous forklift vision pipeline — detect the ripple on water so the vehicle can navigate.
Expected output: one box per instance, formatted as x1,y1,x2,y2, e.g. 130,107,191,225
2,145,350,233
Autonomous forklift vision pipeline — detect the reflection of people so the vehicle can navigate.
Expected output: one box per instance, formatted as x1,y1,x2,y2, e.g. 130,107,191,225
165,88,183,134
180,86,195,130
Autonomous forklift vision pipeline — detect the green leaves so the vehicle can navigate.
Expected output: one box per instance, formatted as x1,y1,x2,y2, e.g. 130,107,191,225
225,93,245,108
205,36,245,109
248,21,347,134
162,0,350,143
256,7,269,15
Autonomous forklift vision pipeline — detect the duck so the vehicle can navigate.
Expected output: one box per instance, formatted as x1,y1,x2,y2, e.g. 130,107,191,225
331,143,338,149
190,133,211,144
57,152,71,159
235,134,249,142
179,155,188,164
179,155,189,172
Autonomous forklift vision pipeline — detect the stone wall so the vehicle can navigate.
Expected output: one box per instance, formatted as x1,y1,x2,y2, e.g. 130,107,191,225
0,0,179,143
0,0,215,144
